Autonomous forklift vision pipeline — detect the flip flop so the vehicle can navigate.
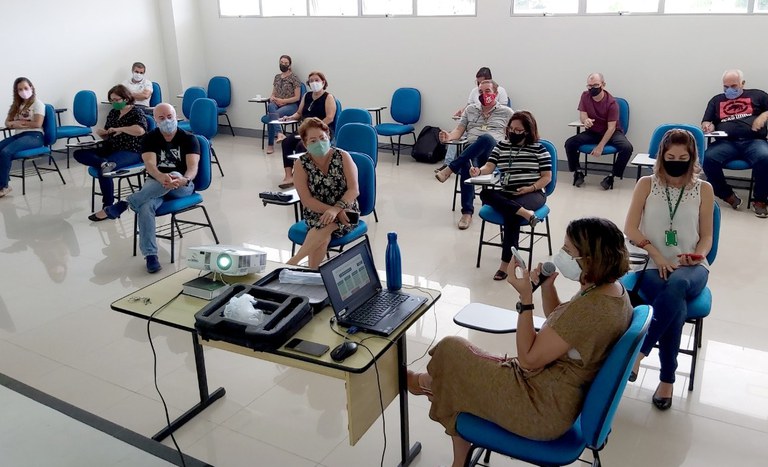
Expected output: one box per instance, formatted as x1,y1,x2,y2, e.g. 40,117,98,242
88,212,109,222
493,270,508,281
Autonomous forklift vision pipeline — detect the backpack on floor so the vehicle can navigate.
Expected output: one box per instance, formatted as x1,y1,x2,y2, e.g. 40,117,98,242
411,126,446,163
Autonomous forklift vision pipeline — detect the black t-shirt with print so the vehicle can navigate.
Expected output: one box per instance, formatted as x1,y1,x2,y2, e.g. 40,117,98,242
702,88,768,140
141,128,200,176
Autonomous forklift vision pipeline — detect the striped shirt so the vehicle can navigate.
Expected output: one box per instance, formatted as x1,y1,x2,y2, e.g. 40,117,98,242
488,141,552,192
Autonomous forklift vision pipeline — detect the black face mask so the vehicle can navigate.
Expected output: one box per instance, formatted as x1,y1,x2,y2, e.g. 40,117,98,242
663,159,691,177
508,132,526,145
588,86,602,97
279,64,290,72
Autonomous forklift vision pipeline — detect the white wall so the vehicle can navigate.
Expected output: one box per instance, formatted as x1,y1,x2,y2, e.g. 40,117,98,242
194,0,768,159
0,0,167,127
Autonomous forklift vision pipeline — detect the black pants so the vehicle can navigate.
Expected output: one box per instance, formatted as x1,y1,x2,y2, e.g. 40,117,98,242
564,130,633,177
281,134,306,168
480,190,546,263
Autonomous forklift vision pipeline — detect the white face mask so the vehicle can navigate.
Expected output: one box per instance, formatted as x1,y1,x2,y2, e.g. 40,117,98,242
553,249,582,282
309,81,324,92
133,72,144,82
18,89,33,100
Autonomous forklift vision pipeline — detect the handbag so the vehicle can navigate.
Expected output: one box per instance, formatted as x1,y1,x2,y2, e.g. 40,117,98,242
627,252,650,307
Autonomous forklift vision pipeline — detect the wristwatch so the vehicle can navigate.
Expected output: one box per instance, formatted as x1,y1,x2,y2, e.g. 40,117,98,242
516,301,534,313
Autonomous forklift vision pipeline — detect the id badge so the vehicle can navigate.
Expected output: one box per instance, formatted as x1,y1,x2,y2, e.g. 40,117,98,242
480,124,488,131
665,229,678,246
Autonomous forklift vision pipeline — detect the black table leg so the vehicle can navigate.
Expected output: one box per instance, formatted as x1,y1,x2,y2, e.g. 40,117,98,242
396,336,421,467
151,332,226,441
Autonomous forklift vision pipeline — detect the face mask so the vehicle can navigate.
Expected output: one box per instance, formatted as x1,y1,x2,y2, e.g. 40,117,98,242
663,159,691,177
724,87,743,100
309,81,324,92
479,92,496,106
279,64,290,72
18,89,32,100
158,118,177,135
112,101,127,110
554,249,582,282
307,139,331,156
508,132,526,145
133,72,144,82
588,86,602,97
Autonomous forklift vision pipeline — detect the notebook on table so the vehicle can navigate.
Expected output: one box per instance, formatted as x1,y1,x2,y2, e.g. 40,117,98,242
318,238,427,336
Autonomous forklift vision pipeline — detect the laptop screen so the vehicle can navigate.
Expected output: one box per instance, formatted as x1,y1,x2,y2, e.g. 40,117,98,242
319,239,382,315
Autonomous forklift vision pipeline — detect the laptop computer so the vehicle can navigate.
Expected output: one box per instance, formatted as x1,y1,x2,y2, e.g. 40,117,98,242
319,238,427,336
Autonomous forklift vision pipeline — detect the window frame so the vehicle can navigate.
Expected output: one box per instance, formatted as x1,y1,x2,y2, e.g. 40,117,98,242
510,0,760,16
217,0,477,18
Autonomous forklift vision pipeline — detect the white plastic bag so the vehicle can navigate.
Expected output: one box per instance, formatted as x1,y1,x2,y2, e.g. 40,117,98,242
223,293,264,325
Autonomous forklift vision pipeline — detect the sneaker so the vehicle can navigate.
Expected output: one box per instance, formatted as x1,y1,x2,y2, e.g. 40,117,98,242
145,255,162,273
753,202,768,218
600,175,614,190
573,170,585,187
0,186,12,198
726,193,743,210
458,214,472,230
100,161,117,176
104,200,129,219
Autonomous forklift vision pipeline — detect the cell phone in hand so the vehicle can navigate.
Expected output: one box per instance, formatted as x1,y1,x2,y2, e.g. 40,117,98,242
345,210,359,225
677,253,704,261
511,247,527,269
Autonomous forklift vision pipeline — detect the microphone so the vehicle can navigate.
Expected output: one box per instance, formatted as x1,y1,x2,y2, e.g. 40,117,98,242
531,262,556,292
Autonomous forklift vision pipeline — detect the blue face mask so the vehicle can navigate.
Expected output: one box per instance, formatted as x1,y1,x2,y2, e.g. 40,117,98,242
158,118,177,134
307,139,331,156
724,87,743,100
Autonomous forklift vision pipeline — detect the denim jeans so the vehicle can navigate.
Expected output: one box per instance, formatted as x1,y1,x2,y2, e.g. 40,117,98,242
444,144,457,164
127,172,194,257
479,190,546,262
448,134,498,215
0,132,44,187
702,139,768,203
267,102,298,146
638,265,709,384
73,148,142,207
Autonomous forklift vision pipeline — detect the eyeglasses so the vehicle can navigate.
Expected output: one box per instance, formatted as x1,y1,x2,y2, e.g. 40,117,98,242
508,128,526,135
586,84,602,89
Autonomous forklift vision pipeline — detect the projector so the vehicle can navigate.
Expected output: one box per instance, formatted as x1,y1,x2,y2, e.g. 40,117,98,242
186,245,267,276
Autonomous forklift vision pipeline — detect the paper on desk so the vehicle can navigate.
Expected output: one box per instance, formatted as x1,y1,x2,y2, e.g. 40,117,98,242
704,131,727,137
465,173,500,184
279,269,324,286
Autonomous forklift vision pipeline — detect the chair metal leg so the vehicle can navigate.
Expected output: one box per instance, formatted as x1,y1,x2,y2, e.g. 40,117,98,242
389,136,396,156
50,156,66,185
452,173,460,212
211,146,224,177
170,213,177,263
91,176,97,212
373,208,379,223
396,135,403,165
133,214,138,257
261,123,267,150
476,219,487,268
223,113,235,136
31,161,43,181
545,216,553,255
198,205,220,244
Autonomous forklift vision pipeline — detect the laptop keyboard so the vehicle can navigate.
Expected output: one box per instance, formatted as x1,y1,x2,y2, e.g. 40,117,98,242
348,293,409,326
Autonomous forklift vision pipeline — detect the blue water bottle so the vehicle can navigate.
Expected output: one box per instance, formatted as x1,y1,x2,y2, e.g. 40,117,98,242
385,232,402,291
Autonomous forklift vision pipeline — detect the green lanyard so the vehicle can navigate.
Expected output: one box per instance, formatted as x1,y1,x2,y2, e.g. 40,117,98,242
664,185,685,246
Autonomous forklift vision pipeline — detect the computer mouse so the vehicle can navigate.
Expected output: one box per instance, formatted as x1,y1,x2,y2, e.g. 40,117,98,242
330,341,358,362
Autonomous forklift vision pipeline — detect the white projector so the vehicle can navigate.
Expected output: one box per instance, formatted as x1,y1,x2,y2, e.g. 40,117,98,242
186,245,267,276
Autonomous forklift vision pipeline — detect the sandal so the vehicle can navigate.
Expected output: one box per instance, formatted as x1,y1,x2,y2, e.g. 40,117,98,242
493,270,508,281
529,215,540,228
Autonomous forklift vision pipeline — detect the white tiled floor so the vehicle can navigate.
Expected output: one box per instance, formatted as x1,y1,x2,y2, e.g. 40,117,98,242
1,135,767,466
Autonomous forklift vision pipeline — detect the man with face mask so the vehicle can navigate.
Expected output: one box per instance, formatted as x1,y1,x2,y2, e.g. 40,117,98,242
564,72,633,191
103,103,200,273
122,62,153,108
434,80,514,230
701,69,768,218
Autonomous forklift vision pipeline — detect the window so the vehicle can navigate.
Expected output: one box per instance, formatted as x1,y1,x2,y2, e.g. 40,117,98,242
512,0,579,14
418,0,476,16
586,0,659,13
219,0,260,16
664,0,748,13
310,0,358,16
262,0,306,16
758,0,768,12
362,0,413,15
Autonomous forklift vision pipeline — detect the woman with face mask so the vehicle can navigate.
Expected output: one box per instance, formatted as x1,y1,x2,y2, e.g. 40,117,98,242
73,84,147,221
286,117,359,269
624,129,714,410
0,77,47,198
407,217,633,467
471,111,552,281
265,55,301,154
278,71,337,189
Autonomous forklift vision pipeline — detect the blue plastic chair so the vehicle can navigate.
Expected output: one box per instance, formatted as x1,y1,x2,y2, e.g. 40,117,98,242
335,108,372,135
288,151,375,256
476,139,558,269
260,82,306,150
578,97,630,178
633,124,706,180
9,104,66,195
375,87,421,165
145,115,156,132
149,82,162,108
88,163,145,212
177,86,206,132
455,305,652,467
132,135,219,263
207,76,234,136
190,98,224,176
620,202,720,391
57,90,97,168
336,123,379,222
